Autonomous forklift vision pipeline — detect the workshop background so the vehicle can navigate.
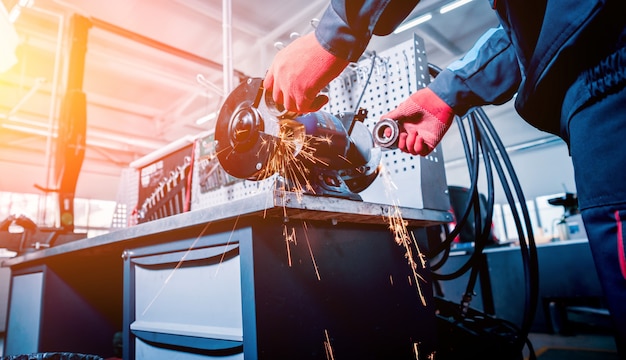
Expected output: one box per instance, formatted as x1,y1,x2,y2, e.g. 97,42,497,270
0,0,618,359
0,0,573,219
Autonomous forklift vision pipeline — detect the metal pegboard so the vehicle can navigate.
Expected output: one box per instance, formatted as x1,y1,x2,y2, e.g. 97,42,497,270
190,133,278,210
324,36,429,118
191,35,448,212
323,35,446,209
112,167,139,227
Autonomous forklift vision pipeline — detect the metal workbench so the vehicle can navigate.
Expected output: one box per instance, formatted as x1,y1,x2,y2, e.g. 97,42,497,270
2,192,451,360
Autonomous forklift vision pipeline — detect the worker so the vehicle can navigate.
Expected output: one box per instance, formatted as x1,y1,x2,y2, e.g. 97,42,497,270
263,0,626,357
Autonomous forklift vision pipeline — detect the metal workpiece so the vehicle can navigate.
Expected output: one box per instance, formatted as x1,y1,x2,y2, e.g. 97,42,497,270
372,118,400,149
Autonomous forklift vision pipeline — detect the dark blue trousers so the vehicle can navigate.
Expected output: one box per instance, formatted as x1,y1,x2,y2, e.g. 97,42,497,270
564,45,626,358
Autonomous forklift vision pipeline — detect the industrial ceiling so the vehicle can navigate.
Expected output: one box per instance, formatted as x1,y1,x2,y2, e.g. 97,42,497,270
0,0,553,203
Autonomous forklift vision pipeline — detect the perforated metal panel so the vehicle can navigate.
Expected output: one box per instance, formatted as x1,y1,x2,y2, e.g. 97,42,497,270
323,35,446,209
112,167,139,227
190,133,278,211
191,35,448,211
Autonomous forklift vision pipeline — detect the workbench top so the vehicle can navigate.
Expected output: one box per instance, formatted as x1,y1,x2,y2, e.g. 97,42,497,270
2,191,451,268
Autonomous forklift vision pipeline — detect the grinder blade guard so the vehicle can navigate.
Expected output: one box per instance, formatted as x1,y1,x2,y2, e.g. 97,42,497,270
214,77,381,200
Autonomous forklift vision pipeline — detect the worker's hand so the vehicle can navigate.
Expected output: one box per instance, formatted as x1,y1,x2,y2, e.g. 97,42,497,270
381,87,455,156
263,32,350,113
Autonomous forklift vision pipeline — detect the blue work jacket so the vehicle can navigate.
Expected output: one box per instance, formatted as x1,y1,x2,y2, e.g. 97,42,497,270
316,0,623,138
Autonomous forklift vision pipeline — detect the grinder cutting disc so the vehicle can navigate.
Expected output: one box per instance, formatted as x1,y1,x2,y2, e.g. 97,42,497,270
215,78,278,180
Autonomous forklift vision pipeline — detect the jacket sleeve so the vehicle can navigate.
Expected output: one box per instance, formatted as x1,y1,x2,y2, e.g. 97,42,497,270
315,0,419,62
429,26,522,116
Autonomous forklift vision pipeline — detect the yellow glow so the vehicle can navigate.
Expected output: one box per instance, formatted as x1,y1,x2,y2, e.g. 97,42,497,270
0,4,19,73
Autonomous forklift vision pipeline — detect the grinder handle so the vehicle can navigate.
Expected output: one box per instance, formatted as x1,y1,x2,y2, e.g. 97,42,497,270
263,88,328,117
309,94,329,112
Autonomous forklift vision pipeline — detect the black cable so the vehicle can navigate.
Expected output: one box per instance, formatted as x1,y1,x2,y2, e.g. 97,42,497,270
464,108,537,357
424,63,538,359
354,51,377,112
441,114,536,356
460,123,498,312
474,108,539,353
474,111,497,248
429,128,493,280
429,113,483,272
429,116,481,265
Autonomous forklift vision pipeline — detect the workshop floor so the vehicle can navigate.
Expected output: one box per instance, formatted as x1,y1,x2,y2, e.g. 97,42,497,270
525,332,619,359
1,333,620,359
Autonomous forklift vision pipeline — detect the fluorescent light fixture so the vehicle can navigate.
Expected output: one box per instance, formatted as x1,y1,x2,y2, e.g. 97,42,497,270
440,0,473,14
196,112,217,125
8,7,20,22
393,13,432,34
7,0,34,23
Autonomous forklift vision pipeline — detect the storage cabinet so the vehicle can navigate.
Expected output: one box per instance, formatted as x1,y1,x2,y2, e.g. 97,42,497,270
125,231,245,359
123,220,437,359
4,262,122,357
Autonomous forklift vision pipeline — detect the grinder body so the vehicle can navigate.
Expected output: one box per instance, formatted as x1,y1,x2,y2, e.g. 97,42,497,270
214,77,380,199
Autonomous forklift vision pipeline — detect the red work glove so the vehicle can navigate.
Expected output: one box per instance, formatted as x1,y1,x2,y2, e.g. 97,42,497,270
263,32,350,113
381,87,455,156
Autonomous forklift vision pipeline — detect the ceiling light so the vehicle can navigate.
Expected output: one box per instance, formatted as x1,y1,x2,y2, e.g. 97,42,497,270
18,0,35,7
8,7,20,22
440,0,473,14
7,0,34,23
393,13,432,35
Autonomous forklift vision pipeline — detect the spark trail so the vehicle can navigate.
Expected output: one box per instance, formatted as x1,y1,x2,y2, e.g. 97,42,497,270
324,329,336,360
378,164,429,306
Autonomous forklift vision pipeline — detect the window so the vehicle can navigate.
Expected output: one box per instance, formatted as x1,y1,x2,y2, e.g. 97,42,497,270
0,191,118,238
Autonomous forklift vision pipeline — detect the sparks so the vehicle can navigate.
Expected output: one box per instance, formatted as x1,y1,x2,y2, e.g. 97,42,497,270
386,203,428,306
413,341,437,359
377,163,428,306
259,120,326,200
263,121,328,279
283,224,297,267
323,329,335,360
302,221,321,281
